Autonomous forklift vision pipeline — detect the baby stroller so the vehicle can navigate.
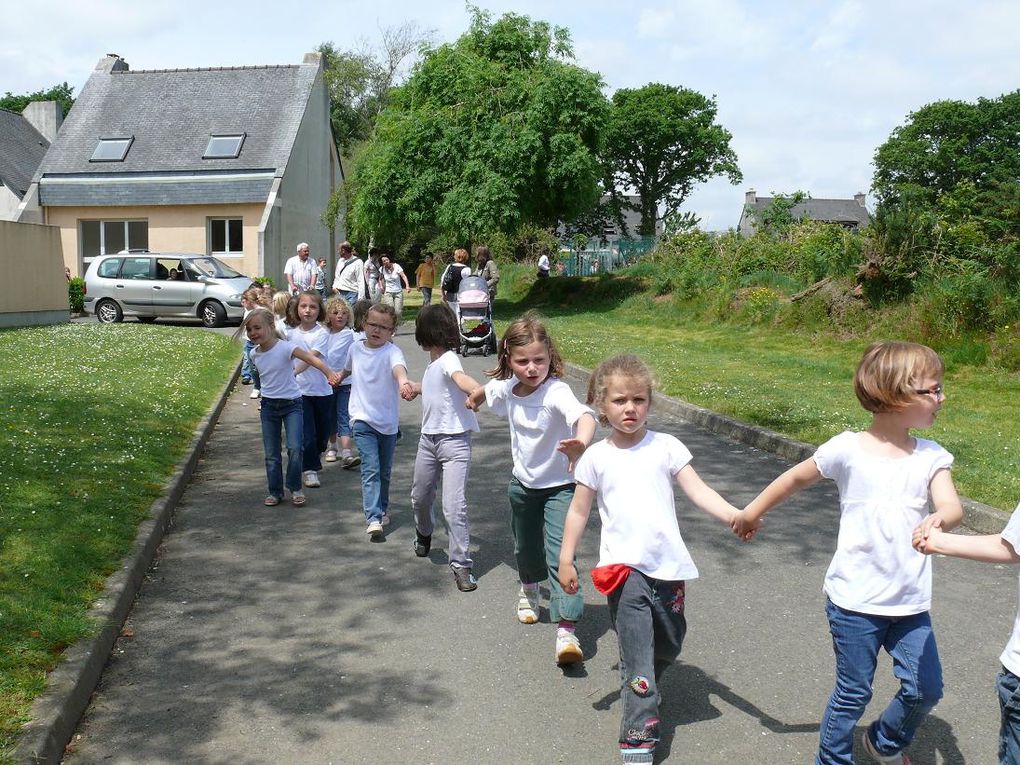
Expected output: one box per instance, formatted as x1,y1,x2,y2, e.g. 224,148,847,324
456,275,497,356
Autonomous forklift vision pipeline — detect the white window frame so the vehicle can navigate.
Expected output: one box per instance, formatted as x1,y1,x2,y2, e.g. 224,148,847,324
203,134,245,159
208,218,244,258
90,136,134,162
79,219,149,266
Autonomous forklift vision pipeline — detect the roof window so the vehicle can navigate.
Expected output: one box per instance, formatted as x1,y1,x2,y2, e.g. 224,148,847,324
90,137,133,162
203,134,245,159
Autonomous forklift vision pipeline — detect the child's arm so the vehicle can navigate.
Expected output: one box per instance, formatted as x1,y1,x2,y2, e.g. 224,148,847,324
292,347,341,386
451,370,482,396
558,483,596,595
674,464,743,528
557,412,598,472
732,457,822,540
392,363,415,401
913,523,1020,563
465,384,487,411
915,468,965,538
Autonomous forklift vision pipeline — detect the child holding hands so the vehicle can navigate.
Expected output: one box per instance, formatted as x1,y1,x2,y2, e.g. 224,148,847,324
559,354,741,765
733,341,963,765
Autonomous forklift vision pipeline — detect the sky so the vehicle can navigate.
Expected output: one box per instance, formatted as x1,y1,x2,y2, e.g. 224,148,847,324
2,0,1018,231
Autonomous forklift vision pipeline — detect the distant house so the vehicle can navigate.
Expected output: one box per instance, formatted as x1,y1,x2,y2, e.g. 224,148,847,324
737,189,870,237
0,101,60,221
559,193,664,243
18,52,343,281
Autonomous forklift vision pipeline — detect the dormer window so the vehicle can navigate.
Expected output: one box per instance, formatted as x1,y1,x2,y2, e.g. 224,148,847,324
90,137,133,162
203,134,245,159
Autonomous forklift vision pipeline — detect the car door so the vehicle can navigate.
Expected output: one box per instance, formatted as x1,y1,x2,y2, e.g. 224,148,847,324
115,256,155,313
152,258,197,316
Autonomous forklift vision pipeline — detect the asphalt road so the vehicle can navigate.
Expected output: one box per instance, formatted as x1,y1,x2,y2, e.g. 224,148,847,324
63,324,1013,764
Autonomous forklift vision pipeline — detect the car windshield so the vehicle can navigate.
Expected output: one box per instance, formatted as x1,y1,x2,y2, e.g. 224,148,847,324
183,256,245,279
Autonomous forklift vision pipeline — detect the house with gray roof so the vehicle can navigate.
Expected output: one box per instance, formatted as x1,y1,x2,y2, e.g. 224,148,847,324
0,101,60,220
18,52,342,281
737,189,870,237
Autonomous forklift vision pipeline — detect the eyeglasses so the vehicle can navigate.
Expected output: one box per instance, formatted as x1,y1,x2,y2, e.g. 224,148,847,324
914,384,945,399
365,321,394,332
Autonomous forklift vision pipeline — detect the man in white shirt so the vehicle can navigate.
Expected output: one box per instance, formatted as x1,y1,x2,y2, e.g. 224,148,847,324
332,241,367,304
284,242,315,295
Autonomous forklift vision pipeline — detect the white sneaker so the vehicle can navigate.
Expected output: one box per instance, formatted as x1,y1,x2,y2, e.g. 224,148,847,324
516,587,539,624
249,388,261,399
303,470,320,488
555,629,584,665
324,447,338,462
366,521,384,539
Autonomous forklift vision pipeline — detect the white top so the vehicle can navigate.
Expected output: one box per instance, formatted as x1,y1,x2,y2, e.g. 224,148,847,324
344,339,406,434
484,377,592,488
274,317,288,336
382,264,405,293
814,430,954,616
284,255,315,291
538,254,550,273
999,504,1020,676
575,431,698,581
251,340,302,400
288,324,332,396
421,351,479,435
324,328,354,387
333,257,366,298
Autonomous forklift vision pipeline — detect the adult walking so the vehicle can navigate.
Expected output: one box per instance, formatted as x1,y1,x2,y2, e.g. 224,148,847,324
415,252,436,306
284,242,316,295
365,248,384,303
537,251,551,279
440,248,472,316
332,241,366,304
380,254,411,315
476,245,499,302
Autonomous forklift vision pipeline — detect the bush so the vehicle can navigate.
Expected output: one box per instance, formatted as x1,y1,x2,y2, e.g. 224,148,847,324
253,276,274,288
68,277,85,313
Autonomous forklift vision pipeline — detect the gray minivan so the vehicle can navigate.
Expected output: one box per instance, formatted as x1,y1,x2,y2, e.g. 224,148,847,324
83,253,256,327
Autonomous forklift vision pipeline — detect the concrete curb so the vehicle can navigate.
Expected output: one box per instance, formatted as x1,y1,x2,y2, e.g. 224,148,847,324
13,362,242,765
562,363,1008,535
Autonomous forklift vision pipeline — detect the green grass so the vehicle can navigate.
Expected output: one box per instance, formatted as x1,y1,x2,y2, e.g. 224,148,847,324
492,263,1020,513
0,323,238,762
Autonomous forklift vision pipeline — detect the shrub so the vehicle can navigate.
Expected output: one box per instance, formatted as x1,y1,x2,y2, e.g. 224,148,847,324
253,276,274,288
68,277,85,313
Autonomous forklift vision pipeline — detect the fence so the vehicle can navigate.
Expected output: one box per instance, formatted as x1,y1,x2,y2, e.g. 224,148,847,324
556,236,657,277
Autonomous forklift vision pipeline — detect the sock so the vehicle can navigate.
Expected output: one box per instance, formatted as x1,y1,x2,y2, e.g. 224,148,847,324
558,620,575,633
522,582,539,593
341,449,352,458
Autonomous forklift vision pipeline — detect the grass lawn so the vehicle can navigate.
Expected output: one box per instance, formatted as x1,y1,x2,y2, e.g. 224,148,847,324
0,322,238,762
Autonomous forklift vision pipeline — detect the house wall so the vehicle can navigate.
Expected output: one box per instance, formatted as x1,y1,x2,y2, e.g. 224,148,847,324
44,203,265,278
0,219,67,327
0,185,21,221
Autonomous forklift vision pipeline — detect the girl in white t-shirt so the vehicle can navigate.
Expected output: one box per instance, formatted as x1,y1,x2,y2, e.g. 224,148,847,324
243,308,341,507
733,341,964,765
336,303,415,540
404,305,483,592
912,503,1020,764
322,296,359,469
558,354,740,765
287,291,334,490
466,312,597,666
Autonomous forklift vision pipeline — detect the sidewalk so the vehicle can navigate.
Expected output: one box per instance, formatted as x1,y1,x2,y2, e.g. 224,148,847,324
62,327,1009,764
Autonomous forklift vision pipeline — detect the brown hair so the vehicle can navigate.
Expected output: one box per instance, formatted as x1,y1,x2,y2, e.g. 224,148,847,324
351,299,373,331
238,307,286,342
286,290,325,327
454,248,470,264
367,302,400,329
415,304,461,351
586,354,656,427
853,341,945,413
486,311,564,380
323,296,351,331
475,245,490,265
241,286,261,305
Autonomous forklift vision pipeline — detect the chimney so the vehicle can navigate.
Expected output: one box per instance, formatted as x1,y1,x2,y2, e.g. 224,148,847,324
22,101,63,143
96,53,129,73
854,192,866,207
745,189,757,205
303,51,324,70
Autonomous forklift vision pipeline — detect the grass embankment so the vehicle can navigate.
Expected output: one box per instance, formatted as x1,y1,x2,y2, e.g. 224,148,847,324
493,262,1020,512
0,323,238,762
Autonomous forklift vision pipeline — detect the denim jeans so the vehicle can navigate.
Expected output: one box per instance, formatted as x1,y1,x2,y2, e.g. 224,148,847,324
241,339,260,388
420,286,432,306
817,598,943,765
260,397,304,498
353,420,398,524
507,477,583,622
411,432,472,568
329,384,352,438
338,289,358,306
301,394,332,472
998,667,1020,764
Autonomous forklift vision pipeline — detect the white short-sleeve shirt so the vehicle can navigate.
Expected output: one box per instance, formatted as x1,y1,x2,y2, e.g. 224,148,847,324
251,340,302,400
288,324,332,397
421,351,479,435
345,339,406,435
382,264,405,293
575,431,698,581
999,504,1020,677
324,328,354,388
484,377,592,489
284,255,315,291
814,430,954,616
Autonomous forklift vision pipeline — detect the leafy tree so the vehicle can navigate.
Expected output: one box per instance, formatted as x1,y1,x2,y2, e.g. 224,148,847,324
342,6,608,246
0,82,75,116
751,191,810,235
603,83,741,237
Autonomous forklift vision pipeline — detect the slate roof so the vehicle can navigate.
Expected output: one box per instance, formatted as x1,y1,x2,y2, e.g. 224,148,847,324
0,108,49,198
744,196,871,226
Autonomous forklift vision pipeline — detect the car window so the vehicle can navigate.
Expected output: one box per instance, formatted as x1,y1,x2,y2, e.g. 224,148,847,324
185,256,244,278
97,258,123,278
157,259,184,280
120,257,153,280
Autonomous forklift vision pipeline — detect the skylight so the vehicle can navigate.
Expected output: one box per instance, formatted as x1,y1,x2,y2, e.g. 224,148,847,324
90,137,133,162
203,134,245,159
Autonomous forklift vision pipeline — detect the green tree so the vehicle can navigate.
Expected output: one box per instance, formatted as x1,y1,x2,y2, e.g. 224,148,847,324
0,82,75,116
342,6,608,247
603,83,741,237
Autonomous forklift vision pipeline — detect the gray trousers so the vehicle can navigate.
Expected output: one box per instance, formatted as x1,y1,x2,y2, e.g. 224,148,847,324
410,432,472,568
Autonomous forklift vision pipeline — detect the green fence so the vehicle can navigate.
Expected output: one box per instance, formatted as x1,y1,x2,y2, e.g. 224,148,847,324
556,236,657,276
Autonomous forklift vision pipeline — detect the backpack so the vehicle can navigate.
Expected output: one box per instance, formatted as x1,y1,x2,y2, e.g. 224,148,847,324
441,264,464,293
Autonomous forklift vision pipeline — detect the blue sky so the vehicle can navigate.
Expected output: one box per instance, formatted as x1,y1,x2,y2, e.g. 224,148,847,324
2,0,1017,230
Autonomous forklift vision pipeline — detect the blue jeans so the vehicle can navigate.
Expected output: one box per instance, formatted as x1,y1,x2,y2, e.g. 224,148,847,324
329,384,352,438
241,340,260,388
352,420,398,524
817,599,943,765
302,394,332,471
339,289,358,305
420,286,432,306
260,397,304,498
998,667,1020,764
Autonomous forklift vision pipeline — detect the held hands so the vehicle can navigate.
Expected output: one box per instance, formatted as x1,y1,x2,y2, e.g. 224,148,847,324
399,380,416,401
326,370,343,386
465,387,485,411
730,510,763,542
559,561,579,595
912,516,944,555
556,438,587,473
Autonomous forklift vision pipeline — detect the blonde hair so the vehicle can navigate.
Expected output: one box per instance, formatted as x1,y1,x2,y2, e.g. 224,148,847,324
454,248,470,264
324,296,352,331
271,291,290,319
586,354,656,427
854,341,945,413
486,311,564,380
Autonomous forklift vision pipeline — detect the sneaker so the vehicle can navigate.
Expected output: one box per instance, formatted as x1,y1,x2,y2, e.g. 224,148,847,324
413,530,432,557
249,388,261,399
241,377,252,385
291,490,306,506
452,566,478,592
620,745,654,765
517,587,539,624
342,454,362,469
366,521,384,539
324,448,338,462
555,629,584,665
263,495,281,507
303,471,320,488
863,731,911,764
381,512,391,526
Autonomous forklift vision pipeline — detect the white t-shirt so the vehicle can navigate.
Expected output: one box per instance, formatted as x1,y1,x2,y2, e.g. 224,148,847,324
324,328,354,388
999,504,1020,677
274,317,288,336
284,255,315,291
251,340,302,400
333,257,366,298
421,351,479,435
575,431,698,581
484,377,593,489
344,339,406,434
288,324,332,397
537,254,550,273
814,430,954,616
382,264,405,294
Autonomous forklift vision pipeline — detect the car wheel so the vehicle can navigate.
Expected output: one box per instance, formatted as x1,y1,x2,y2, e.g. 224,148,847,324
200,300,227,328
137,316,157,323
96,299,123,324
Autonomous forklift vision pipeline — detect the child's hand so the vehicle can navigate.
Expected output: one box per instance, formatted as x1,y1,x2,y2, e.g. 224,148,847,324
326,371,342,387
912,519,943,554
399,381,415,400
465,387,484,411
559,562,579,595
557,438,587,472
730,511,761,542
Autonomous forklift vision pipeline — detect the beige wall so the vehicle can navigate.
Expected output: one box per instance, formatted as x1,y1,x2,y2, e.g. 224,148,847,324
45,203,267,278
0,219,67,326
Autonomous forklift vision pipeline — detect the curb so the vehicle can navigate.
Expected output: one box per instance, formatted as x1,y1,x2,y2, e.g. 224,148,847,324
13,362,242,765
562,363,1007,535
